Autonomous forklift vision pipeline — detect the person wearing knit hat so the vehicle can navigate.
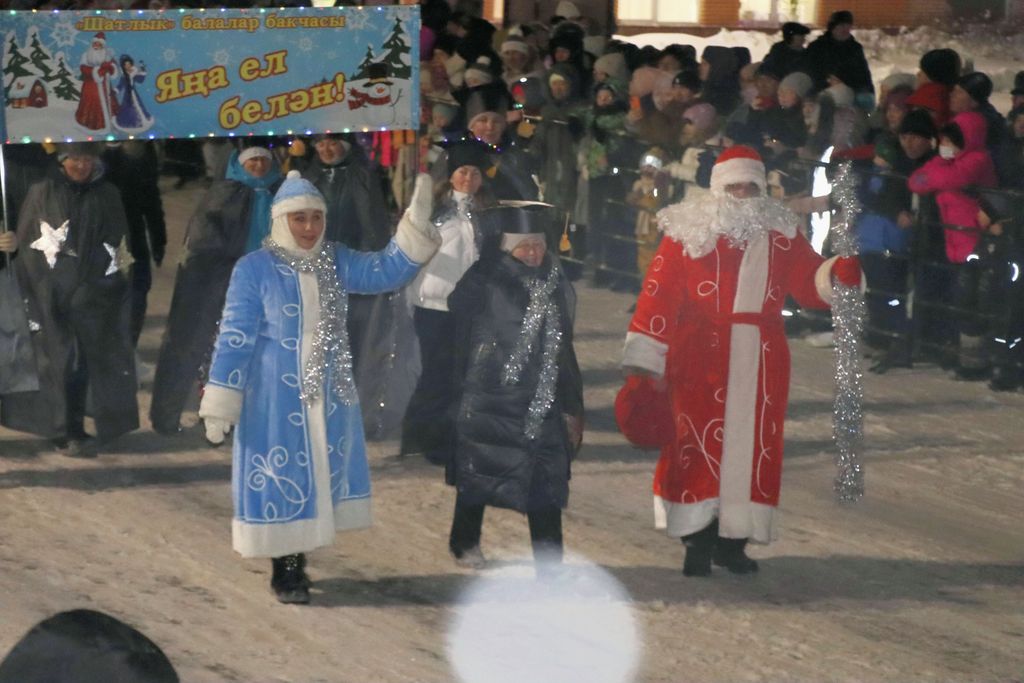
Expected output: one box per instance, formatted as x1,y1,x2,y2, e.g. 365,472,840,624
618,144,860,577
1011,70,1024,109
199,170,440,604
680,102,717,144
898,107,938,141
463,55,496,88
952,71,993,109
443,200,583,573
402,137,494,464
918,48,961,88
1,133,138,457
150,142,283,436
949,71,1014,184
593,51,630,91
553,0,581,20
761,22,810,79
804,8,873,103
778,70,811,102
501,36,542,87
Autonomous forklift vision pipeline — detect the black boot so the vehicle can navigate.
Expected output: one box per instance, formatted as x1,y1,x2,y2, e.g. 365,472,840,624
681,520,718,577
713,537,759,574
988,365,1020,392
271,553,311,604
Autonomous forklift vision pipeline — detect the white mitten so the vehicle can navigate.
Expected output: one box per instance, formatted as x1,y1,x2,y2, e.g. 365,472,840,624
408,173,435,229
396,173,441,263
204,417,231,446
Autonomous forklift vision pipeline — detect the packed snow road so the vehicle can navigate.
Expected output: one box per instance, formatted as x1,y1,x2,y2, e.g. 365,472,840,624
0,181,1021,682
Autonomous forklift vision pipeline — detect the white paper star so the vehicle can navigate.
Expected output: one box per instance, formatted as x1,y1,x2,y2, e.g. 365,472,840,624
103,242,118,276
30,220,69,268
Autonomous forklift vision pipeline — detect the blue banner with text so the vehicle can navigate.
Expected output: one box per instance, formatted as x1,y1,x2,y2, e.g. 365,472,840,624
1,6,419,143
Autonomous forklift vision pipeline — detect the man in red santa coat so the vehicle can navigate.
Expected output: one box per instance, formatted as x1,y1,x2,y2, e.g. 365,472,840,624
616,145,861,577
75,32,119,131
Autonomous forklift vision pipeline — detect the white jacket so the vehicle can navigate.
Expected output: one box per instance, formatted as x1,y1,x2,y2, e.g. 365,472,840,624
409,191,478,311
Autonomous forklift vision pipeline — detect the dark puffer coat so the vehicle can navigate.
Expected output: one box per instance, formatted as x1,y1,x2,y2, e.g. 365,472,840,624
149,161,282,433
446,252,583,513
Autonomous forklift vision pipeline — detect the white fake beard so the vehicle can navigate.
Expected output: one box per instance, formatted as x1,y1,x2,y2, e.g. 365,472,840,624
83,46,111,67
657,193,798,259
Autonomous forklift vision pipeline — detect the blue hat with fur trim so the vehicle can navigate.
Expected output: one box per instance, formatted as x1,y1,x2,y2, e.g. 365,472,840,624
271,169,326,219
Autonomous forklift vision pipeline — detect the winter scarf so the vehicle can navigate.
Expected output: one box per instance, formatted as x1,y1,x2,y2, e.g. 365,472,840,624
225,150,283,254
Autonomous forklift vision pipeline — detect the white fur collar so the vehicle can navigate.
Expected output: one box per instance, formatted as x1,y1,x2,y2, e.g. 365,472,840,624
656,192,798,259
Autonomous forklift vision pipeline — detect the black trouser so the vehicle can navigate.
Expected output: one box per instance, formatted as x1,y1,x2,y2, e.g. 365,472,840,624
64,340,88,438
862,251,910,351
448,494,563,563
401,307,457,461
912,258,957,357
129,259,152,347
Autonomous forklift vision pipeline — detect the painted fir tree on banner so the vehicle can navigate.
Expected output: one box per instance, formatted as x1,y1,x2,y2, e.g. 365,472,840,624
2,7,420,142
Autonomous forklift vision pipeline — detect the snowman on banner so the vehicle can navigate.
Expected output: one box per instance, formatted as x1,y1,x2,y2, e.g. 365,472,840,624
349,62,394,111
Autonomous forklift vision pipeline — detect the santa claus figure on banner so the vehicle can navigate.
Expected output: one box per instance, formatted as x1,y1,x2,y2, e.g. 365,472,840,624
616,145,862,578
76,32,120,132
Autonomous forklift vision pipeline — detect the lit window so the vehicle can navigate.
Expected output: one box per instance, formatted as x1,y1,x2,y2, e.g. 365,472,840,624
618,0,698,23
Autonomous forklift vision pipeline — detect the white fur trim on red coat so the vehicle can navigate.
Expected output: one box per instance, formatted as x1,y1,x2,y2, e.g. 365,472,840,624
622,331,668,377
814,255,867,305
710,157,767,194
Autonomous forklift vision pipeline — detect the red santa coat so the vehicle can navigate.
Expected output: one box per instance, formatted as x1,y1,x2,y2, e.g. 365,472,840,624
76,52,119,131
619,205,837,544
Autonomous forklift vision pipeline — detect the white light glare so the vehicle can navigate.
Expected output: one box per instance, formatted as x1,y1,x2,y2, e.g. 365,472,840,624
448,558,639,683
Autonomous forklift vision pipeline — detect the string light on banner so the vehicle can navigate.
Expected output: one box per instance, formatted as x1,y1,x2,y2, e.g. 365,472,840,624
829,161,865,502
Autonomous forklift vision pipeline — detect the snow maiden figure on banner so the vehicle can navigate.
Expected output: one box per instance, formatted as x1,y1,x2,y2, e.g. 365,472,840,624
616,146,861,577
114,54,153,134
198,171,440,604
75,32,119,132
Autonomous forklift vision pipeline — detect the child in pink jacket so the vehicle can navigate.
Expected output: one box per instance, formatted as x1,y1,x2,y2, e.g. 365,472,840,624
908,110,998,378
908,110,997,263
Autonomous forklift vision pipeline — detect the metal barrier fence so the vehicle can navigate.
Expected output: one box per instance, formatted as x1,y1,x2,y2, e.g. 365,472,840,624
553,136,1023,374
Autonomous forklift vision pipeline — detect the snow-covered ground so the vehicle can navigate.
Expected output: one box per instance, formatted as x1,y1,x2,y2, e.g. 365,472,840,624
0,179,1021,682
623,25,1023,112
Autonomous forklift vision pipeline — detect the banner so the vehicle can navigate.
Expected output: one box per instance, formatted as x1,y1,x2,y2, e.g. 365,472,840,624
0,6,419,143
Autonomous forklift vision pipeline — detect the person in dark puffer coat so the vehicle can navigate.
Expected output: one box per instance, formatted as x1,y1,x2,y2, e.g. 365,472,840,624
445,202,583,574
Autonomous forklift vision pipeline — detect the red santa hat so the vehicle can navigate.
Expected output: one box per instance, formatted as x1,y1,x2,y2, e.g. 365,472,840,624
93,32,106,42
710,144,766,195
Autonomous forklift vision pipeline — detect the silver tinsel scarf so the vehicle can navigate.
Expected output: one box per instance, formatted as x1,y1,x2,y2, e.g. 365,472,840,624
502,264,563,440
829,162,866,501
264,238,358,407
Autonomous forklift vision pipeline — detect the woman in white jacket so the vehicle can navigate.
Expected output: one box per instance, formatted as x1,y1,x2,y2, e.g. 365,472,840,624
401,138,496,462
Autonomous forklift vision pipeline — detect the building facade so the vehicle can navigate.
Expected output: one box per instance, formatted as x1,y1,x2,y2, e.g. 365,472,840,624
483,0,1022,33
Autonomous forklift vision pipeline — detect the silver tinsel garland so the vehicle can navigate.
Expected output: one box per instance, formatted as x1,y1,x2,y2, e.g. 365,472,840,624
264,238,358,407
829,162,866,502
502,265,563,440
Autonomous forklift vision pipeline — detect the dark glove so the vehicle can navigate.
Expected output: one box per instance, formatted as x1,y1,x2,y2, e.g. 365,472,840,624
152,244,165,267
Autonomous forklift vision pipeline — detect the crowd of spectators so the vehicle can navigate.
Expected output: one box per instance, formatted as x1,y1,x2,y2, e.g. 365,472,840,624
2,1,1022,403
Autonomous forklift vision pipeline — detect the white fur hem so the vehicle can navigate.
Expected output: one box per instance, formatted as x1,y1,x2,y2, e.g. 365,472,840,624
654,495,777,544
232,496,372,558
271,195,327,220
621,331,668,377
815,256,840,304
395,213,442,264
198,383,243,422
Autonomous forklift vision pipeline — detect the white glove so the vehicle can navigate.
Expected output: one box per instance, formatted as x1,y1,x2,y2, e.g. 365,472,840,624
204,417,231,446
407,173,434,229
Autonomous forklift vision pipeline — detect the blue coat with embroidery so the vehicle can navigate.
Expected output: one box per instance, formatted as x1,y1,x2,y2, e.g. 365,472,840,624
208,241,420,526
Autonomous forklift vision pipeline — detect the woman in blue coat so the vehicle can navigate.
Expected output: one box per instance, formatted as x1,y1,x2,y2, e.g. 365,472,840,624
198,171,440,604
